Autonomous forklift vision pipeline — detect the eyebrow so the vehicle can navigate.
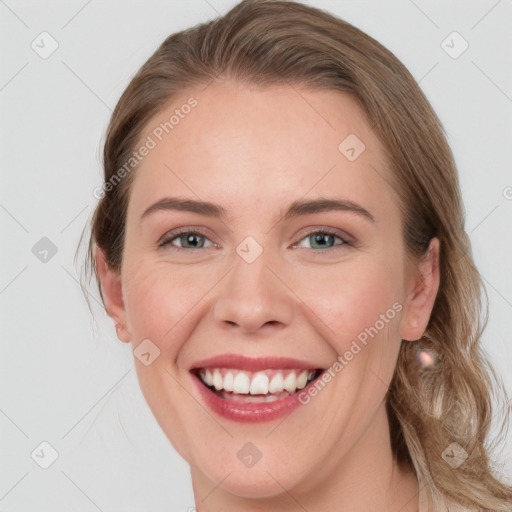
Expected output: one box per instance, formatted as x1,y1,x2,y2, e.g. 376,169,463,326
140,196,375,223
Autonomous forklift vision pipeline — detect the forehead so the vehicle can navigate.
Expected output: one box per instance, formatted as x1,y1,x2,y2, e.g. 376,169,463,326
127,81,396,222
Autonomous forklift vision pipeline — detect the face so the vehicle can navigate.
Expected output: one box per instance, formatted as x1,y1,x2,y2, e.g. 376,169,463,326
97,81,439,501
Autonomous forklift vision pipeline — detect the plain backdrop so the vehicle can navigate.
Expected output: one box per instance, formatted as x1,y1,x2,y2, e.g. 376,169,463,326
1,1,511,511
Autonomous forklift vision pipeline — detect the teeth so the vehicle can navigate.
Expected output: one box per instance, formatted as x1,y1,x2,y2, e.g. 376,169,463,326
198,368,318,396
213,369,223,391
269,373,284,393
249,372,269,395
233,372,250,394
204,369,213,386
223,371,234,392
283,372,297,392
296,370,308,389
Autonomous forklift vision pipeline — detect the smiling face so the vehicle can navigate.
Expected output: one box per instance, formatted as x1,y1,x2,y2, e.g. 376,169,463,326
96,81,439,505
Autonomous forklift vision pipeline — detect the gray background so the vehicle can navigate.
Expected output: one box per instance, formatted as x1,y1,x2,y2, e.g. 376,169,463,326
1,1,511,511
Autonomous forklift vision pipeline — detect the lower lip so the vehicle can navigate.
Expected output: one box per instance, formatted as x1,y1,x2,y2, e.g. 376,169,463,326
191,373,316,423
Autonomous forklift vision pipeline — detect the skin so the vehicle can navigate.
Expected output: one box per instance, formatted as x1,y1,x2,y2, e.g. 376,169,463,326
96,81,440,512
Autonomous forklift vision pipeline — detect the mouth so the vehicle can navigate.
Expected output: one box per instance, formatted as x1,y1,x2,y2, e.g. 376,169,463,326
192,367,323,403
189,355,326,423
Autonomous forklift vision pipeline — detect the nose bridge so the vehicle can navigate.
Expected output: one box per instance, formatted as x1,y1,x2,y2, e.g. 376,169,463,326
212,238,294,332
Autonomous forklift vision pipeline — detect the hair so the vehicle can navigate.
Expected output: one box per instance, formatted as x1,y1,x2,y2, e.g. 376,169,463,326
80,1,512,509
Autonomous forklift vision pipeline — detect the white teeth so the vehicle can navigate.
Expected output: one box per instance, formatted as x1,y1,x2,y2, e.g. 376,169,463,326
233,372,250,394
213,369,223,390
223,371,234,392
204,369,213,386
198,368,318,395
296,370,308,389
249,372,269,395
268,373,284,393
283,372,297,393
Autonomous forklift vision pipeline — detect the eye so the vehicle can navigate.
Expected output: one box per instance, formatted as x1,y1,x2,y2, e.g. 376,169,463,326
158,229,216,250
157,228,353,251
293,229,352,250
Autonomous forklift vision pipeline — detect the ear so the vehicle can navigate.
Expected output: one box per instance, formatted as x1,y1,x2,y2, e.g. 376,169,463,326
95,247,132,343
399,238,440,342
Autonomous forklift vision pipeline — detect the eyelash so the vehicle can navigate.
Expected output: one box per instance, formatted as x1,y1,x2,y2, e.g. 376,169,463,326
157,227,354,251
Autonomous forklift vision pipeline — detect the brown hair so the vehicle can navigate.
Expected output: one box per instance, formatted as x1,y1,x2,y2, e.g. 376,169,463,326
81,1,512,509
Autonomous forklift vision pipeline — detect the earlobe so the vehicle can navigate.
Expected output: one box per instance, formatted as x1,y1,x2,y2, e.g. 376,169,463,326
95,247,132,343
399,238,440,342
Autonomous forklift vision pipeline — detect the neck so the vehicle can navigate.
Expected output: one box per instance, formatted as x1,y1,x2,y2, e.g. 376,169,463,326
189,402,419,512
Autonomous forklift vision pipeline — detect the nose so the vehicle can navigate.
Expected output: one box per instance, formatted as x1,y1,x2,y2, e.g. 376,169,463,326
212,248,294,334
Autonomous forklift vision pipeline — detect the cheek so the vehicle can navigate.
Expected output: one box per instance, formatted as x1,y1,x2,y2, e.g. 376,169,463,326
120,262,205,462
296,261,403,435
286,254,405,422
122,262,192,344
287,256,403,352
121,259,226,356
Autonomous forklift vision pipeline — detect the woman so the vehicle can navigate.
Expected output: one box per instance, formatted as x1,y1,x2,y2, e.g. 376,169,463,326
82,0,512,510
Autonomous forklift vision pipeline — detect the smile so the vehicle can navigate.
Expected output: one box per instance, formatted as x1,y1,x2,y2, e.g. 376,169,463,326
189,354,325,422
196,368,320,402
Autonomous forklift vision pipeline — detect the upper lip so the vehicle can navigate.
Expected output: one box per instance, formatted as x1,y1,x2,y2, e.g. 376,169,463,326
189,354,324,372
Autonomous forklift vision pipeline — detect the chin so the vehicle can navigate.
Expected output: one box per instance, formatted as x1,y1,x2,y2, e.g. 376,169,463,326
210,467,297,499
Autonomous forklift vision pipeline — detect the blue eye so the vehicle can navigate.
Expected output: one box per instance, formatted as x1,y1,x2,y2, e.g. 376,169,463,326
158,228,352,251
295,230,350,250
